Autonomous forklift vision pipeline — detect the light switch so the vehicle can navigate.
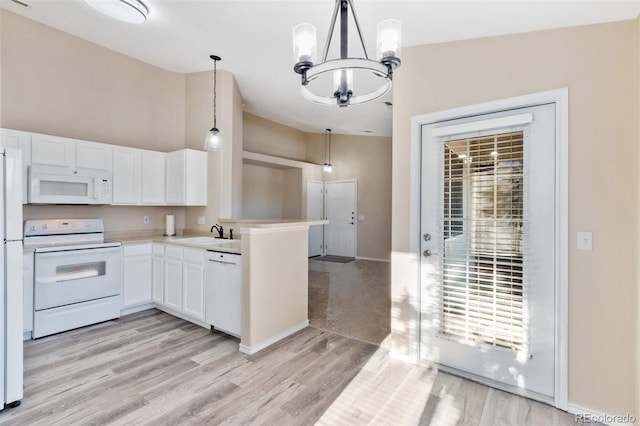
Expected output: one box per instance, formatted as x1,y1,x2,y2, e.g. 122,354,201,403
197,216,205,225
577,232,592,251
358,215,365,221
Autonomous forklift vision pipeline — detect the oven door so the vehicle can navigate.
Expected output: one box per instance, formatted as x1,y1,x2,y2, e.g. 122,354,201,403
34,246,122,311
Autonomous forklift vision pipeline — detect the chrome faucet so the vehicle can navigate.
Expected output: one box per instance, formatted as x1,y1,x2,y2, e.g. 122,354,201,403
210,224,224,239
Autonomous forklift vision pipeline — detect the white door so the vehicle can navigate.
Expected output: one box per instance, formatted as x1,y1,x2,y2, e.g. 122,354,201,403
420,104,556,398
325,180,357,257
306,180,324,257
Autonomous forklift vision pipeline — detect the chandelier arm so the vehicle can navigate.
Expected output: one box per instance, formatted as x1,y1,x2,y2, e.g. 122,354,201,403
347,0,369,59
322,0,341,63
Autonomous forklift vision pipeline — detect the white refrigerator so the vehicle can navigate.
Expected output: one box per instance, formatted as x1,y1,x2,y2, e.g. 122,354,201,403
0,147,23,410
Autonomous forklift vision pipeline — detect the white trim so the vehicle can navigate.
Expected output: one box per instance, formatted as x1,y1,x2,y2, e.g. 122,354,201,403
120,302,155,317
154,305,211,330
239,320,309,355
568,403,638,426
355,256,390,263
432,113,533,137
406,88,569,410
22,331,32,341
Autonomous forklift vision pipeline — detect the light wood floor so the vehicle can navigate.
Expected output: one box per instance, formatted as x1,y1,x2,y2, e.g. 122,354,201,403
0,309,585,425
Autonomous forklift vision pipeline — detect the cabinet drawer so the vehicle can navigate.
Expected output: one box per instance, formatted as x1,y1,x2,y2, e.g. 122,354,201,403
123,243,152,256
165,245,182,259
152,243,164,256
183,248,204,264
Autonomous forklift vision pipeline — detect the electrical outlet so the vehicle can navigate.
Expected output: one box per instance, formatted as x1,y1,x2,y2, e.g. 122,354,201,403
197,216,205,225
143,216,150,225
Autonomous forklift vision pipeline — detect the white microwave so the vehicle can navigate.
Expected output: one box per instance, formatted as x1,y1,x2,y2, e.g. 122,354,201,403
28,165,112,205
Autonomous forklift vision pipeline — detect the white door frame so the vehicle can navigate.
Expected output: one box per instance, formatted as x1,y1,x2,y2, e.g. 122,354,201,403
324,179,358,258
408,88,568,409
306,179,325,257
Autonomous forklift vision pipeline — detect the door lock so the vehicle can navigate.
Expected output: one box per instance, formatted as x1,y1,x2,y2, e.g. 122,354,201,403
423,233,431,242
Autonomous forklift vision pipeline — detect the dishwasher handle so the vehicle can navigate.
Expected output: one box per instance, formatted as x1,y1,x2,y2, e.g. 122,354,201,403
207,258,238,265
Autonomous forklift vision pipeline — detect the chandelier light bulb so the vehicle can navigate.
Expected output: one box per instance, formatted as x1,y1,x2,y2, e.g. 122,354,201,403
293,24,317,64
377,19,402,60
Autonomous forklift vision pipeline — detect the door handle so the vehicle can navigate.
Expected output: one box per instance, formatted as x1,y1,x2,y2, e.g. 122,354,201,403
423,249,433,257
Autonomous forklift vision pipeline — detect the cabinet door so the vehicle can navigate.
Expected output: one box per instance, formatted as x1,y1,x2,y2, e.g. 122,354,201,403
31,133,76,167
164,250,183,312
165,151,186,204
122,245,152,307
1,129,31,204
76,141,113,171
152,253,164,305
112,147,141,204
23,251,34,333
183,249,205,321
141,151,166,205
184,150,207,206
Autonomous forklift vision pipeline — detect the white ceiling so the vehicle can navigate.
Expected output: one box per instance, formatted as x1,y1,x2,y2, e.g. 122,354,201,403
2,0,639,137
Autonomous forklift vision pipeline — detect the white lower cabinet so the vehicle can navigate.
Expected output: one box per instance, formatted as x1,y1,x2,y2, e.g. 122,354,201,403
182,248,205,321
164,245,183,312
23,251,34,334
162,245,206,322
122,243,153,308
152,243,165,304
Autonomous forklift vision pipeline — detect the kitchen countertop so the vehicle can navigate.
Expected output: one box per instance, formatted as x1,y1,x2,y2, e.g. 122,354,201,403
105,234,241,254
218,219,328,229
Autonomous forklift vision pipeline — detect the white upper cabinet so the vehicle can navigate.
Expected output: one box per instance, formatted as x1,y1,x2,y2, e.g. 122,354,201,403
30,133,76,168
76,141,113,171
141,150,166,205
166,149,207,206
112,146,141,204
0,129,31,204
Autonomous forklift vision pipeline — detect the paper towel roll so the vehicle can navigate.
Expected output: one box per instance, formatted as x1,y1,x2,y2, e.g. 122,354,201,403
165,214,175,236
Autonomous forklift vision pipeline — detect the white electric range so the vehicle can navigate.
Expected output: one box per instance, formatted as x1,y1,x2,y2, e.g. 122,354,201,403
24,219,122,338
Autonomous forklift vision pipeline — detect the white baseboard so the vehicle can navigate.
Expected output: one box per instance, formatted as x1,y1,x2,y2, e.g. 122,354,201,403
153,304,210,330
567,403,637,426
355,256,390,263
120,302,155,317
239,320,309,355
23,330,32,341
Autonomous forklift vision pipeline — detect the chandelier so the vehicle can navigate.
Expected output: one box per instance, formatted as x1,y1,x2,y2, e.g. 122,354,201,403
292,0,401,107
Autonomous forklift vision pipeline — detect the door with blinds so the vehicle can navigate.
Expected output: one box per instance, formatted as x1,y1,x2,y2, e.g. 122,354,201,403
420,103,556,398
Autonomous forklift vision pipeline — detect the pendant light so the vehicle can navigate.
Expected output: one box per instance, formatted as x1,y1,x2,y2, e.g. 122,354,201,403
323,129,333,173
204,55,223,151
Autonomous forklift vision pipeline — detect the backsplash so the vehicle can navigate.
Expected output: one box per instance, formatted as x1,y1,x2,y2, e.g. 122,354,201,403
23,205,186,235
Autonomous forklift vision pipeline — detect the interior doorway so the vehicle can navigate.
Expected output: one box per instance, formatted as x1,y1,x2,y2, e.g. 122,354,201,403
324,180,357,258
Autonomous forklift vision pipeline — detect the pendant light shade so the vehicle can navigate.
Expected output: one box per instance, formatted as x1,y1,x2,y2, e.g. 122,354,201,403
204,55,223,151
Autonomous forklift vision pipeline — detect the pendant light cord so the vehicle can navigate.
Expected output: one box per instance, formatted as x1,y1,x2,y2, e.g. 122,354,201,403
213,57,217,129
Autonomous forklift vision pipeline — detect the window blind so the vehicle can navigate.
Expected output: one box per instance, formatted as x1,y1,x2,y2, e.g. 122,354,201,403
440,131,527,352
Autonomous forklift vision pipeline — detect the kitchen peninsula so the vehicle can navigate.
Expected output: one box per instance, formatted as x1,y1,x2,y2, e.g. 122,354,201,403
219,218,327,354
110,219,327,355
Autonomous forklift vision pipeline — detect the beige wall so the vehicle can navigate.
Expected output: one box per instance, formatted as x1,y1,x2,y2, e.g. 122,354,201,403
242,164,284,219
307,133,392,261
0,10,185,151
392,20,639,416
243,113,307,161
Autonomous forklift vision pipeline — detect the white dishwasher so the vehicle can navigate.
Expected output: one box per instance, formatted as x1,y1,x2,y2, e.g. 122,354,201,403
205,251,241,337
